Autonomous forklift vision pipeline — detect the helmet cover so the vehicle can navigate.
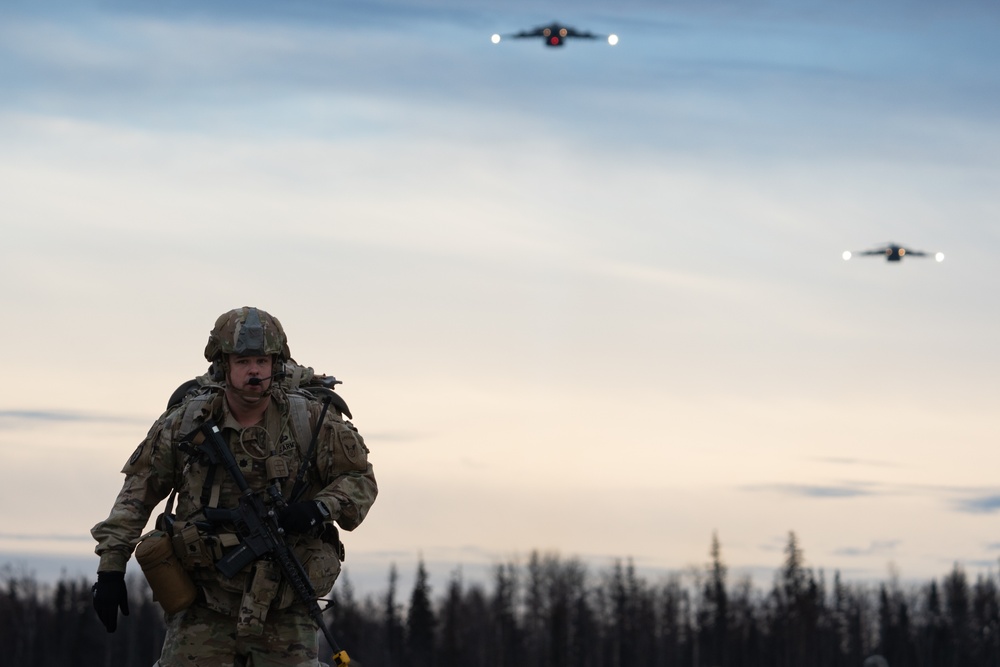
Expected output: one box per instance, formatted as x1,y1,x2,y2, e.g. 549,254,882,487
204,307,290,362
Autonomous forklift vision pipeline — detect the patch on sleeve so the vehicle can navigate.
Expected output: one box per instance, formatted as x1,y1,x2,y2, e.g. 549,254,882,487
128,443,144,466
122,422,163,474
339,427,365,467
121,441,152,474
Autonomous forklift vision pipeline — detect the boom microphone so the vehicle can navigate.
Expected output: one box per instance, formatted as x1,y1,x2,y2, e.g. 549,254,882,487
247,371,287,386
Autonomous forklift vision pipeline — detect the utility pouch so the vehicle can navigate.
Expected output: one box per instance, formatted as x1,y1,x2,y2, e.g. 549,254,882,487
135,529,198,614
274,540,342,609
171,520,214,569
237,560,281,636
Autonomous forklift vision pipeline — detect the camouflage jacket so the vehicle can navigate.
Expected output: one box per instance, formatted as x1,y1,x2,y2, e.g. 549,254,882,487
91,385,377,613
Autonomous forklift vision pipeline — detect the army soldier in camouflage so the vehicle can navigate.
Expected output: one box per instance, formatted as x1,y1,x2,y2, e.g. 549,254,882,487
91,307,378,666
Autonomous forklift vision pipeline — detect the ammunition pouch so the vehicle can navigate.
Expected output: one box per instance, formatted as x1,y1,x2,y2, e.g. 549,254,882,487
170,519,241,571
238,560,282,636
164,517,247,616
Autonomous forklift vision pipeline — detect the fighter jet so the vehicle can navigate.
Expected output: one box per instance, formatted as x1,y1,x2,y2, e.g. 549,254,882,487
842,243,944,262
491,22,619,47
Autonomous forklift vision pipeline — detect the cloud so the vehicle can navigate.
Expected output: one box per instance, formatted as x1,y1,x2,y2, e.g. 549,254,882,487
809,456,900,469
0,410,146,427
0,532,94,545
953,494,1000,515
0,533,92,542
362,430,424,444
747,484,1000,518
745,483,876,499
748,482,1000,517
833,540,901,558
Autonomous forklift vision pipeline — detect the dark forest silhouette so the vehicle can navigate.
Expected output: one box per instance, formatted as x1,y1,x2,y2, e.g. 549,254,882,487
3,532,998,666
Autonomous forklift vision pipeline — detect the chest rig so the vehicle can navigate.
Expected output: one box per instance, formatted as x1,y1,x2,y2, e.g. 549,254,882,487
157,381,344,629
174,388,320,517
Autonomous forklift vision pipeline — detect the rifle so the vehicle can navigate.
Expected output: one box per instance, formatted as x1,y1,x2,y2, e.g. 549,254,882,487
188,420,350,666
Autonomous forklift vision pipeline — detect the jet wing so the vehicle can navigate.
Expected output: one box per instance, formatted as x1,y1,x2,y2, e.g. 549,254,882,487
563,27,599,39
856,248,890,256
510,27,546,38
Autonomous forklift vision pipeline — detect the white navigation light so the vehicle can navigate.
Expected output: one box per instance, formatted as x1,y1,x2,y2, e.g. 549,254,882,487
608,34,619,46
935,252,945,262
842,251,852,261
491,33,501,44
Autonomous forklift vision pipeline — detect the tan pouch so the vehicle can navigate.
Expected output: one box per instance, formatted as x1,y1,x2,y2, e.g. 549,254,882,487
136,530,198,614
237,560,281,636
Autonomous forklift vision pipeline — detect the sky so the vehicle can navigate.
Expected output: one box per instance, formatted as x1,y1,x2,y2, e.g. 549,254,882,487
2,0,1000,599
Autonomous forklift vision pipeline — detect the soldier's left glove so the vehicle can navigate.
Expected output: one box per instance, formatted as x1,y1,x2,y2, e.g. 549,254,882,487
279,500,327,534
92,571,130,633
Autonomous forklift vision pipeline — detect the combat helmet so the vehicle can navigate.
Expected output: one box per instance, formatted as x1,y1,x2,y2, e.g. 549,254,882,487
204,306,290,363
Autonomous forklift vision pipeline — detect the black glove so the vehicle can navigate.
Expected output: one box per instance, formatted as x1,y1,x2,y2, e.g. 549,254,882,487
279,500,325,534
92,571,130,633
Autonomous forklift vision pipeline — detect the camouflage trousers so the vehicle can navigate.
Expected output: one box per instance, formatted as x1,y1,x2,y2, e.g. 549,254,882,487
155,601,322,667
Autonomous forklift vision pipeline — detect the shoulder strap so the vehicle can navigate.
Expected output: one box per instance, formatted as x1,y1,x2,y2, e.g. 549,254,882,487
175,388,225,509
287,393,333,503
286,392,315,459
179,388,222,437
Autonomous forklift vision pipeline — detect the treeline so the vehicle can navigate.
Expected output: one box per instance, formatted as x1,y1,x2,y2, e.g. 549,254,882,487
2,532,999,667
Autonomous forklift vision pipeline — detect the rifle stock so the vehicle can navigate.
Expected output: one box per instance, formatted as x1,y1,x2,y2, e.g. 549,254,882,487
192,420,351,665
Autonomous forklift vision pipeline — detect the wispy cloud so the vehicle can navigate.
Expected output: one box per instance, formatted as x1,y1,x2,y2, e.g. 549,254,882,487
809,456,900,469
747,482,1000,518
745,483,877,499
833,540,901,557
953,493,1000,515
0,533,92,542
0,410,146,427
363,430,424,444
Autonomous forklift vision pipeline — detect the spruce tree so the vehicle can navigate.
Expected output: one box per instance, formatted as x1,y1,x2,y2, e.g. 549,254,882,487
407,558,437,667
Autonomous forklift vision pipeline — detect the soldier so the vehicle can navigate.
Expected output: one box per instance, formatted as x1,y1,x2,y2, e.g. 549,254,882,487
91,306,378,666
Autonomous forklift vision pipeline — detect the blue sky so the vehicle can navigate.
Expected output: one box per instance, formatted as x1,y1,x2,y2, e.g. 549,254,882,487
2,0,1000,596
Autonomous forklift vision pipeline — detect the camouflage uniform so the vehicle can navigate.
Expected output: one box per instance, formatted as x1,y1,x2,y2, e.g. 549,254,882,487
91,308,378,667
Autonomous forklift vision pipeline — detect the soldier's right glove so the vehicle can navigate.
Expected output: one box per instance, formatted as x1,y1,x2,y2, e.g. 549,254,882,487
92,571,130,632
279,500,326,534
